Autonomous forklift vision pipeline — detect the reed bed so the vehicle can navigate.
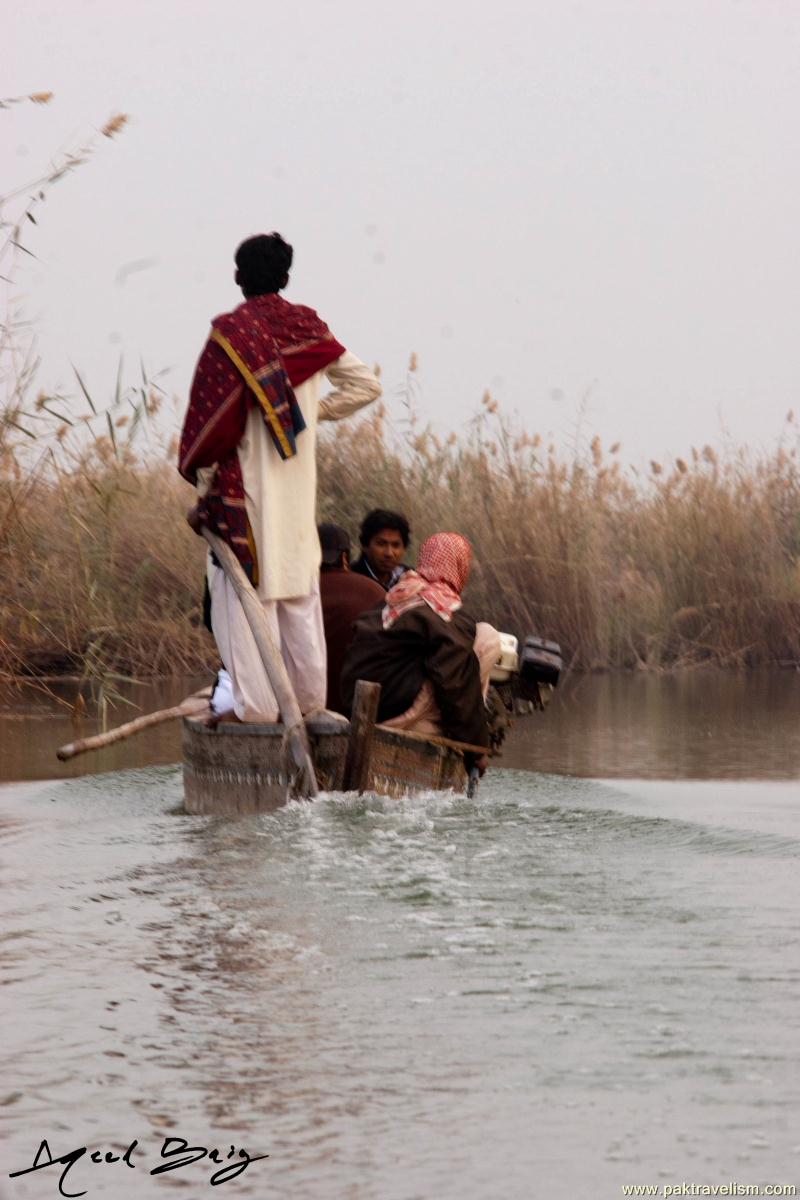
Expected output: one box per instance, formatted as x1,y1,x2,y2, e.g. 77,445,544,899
4,99,800,685
319,402,800,670
0,437,208,679
3,397,800,681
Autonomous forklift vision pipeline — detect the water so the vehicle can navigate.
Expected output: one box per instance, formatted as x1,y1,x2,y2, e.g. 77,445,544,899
1,676,799,1198
0,677,209,784
4,670,800,783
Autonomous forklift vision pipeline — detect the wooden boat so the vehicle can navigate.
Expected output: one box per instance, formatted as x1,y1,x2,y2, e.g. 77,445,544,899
56,539,552,812
182,681,472,815
173,532,490,814
56,679,479,814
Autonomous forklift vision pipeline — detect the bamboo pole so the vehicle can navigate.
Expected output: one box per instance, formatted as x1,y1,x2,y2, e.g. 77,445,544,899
57,692,211,761
201,528,318,799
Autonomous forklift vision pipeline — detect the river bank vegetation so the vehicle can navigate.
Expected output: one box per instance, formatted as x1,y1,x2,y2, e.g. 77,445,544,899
3,97,800,689
3,389,800,683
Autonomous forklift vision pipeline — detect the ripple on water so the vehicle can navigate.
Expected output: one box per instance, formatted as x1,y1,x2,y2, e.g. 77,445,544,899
1,766,799,1195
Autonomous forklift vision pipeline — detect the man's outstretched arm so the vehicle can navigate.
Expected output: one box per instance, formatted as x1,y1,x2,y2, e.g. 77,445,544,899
319,351,381,421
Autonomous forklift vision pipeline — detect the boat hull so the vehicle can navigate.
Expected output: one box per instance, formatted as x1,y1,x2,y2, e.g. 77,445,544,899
182,714,466,815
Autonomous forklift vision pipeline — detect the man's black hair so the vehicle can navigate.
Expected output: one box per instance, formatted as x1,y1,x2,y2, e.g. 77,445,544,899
235,233,293,296
318,522,351,570
359,508,411,548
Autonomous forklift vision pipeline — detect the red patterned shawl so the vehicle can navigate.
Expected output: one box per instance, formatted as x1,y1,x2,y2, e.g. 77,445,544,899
382,533,473,629
178,294,345,581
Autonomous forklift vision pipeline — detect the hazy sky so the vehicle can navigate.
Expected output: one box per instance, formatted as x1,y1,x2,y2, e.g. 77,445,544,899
5,0,800,462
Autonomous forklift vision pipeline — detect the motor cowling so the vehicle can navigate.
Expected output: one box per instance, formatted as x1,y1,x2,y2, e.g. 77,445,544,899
485,632,564,753
518,635,563,694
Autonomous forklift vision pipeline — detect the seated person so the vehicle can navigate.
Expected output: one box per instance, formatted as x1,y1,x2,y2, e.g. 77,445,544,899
318,522,384,715
340,532,500,770
350,508,412,589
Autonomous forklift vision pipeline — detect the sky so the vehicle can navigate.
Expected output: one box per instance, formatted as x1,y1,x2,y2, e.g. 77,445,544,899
5,0,800,463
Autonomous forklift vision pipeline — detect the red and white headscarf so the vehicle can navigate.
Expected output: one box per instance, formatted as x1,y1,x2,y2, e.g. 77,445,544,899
382,532,472,629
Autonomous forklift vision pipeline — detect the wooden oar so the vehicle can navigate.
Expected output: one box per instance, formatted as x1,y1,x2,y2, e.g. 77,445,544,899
57,691,211,761
201,528,318,800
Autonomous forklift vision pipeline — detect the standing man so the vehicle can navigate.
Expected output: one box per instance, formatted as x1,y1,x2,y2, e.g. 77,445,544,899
350,508,412,590
318,522,384,714
179,233,381,723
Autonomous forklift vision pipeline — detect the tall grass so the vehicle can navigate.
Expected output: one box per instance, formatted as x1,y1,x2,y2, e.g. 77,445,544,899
3,100,799,680
3,396,800,680
318,397,800,670
0,438,207,680
0,95,185,704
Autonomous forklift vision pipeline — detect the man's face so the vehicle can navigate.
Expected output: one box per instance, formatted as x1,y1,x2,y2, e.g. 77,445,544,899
364,528,406,575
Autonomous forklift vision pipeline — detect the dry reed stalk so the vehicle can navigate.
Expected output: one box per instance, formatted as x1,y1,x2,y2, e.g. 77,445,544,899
3,104,800,677
4,410,800,677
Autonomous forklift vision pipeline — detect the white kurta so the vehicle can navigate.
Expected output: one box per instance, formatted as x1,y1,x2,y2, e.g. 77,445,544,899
203,349,381,723
237,350,381,601
208,569,328,722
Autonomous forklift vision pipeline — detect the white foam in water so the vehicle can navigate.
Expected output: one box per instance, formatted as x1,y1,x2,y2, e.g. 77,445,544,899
1,764,800,1195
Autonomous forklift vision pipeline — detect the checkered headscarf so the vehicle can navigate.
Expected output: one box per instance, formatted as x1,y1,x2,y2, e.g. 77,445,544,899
382,532,472,628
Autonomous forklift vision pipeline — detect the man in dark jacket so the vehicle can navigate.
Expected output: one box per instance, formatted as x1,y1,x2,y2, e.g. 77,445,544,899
340,532,500,764
318,523,384,714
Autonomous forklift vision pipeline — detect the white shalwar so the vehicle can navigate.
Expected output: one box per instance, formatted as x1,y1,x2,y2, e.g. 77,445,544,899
206,351,381,723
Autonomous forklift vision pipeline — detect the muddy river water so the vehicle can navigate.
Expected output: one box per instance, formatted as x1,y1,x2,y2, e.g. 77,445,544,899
1,672,798,1198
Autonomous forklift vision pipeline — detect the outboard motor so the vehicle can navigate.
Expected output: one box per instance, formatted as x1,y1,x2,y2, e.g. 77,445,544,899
486,632,563,753
518,635,563,694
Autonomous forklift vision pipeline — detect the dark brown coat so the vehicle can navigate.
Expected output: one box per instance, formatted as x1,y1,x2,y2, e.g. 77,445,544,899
320,569,385,714
340,604,489,748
